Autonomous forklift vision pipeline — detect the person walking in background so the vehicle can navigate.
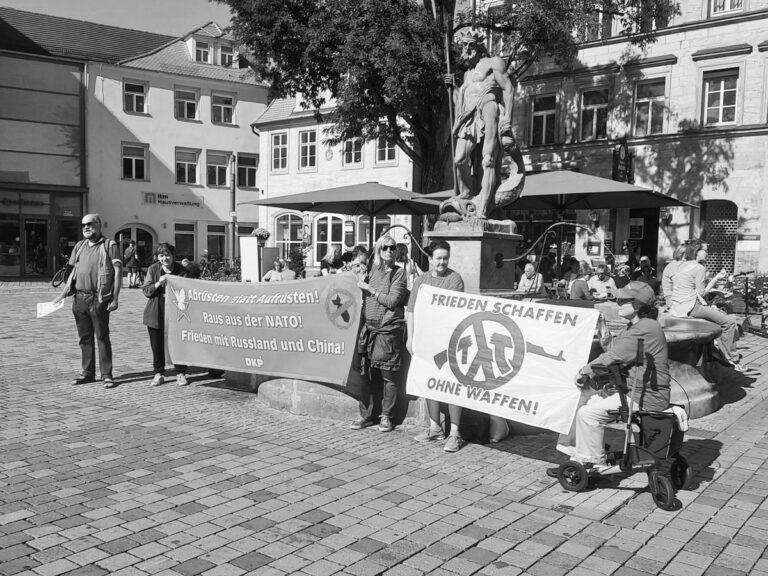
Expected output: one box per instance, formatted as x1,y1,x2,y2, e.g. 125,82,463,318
123,240,140,288
407,240,467,452
54,213,121,389
320,244,344,275
142,243,192,386
351,235,408,433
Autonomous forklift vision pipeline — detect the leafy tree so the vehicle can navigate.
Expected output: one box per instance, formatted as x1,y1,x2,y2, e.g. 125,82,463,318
221,0,679,194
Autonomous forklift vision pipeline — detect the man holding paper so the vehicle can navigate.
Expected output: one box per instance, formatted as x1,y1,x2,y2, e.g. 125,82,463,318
54,214,122,388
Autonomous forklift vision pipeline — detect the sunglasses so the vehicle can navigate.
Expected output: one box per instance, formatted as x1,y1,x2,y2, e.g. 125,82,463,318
81,221,99,228
380,245,396,252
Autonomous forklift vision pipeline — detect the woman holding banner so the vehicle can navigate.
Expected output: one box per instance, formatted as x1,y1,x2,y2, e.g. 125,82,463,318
351,234,408,433
406,240,467,452
142,243,192,386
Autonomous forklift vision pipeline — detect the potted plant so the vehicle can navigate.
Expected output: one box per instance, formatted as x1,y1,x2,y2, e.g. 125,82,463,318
252,227,271,247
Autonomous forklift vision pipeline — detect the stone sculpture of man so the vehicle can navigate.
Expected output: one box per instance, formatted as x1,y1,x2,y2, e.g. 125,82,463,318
442,31,524,221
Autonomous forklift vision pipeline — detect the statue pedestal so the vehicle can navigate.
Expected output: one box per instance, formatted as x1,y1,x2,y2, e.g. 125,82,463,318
425,220,522,295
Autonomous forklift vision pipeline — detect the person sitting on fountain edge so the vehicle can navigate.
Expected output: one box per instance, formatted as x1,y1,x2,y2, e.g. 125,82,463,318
547,281,670,476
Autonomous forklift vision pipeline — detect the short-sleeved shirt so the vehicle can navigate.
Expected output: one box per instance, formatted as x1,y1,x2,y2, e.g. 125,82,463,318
407,269,464,312
69,237,120,292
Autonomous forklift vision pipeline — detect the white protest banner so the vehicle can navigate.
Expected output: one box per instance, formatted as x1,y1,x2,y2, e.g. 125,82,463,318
406,286,600,434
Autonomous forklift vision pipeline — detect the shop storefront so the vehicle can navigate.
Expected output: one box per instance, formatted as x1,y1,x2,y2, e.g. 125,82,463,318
0,190,84,278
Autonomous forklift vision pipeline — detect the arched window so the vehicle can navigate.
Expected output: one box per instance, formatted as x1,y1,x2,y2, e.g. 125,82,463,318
274,213,303,259
314,214,345,264
357,215,391,246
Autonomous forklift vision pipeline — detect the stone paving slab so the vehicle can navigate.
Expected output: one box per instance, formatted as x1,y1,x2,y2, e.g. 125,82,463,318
2,285,768,576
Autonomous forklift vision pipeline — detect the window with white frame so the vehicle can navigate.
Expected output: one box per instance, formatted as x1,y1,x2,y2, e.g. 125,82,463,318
123,82,147,113
175,149,199,184
174,88,198,120
299,130,317,170
271,132,288,171
314,214,344,263
174,223,195,261
357,216,391,247
237,154,258,188
343,138,363,167
376,135,396,163
580,88,609,141
530,95,556,146
634,79,665,136
207,224,226,258
220,45,233,67
122,143,148,180
703,69,738,126
212,94,234,124
710,0,743,15
275,213,303,258
207,152,229,186
195,41,209,62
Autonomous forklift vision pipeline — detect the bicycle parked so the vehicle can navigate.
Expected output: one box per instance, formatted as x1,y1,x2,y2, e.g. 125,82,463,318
708,271,768,339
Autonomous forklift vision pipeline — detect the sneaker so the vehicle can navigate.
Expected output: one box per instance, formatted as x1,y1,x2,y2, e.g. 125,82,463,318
378,415,393,432
177,373,189,386
151,374,164,386
444,434,466,453
349,417,373,430
103,377,117,389
414,427,445,442
731,363,746,373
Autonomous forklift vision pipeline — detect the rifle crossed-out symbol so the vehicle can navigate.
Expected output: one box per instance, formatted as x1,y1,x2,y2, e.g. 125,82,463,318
435,311,565,391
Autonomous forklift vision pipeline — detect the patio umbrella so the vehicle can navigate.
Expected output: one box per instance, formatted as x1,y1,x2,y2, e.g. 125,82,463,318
425,170,693,210
240,182,441,251
426,170,694,267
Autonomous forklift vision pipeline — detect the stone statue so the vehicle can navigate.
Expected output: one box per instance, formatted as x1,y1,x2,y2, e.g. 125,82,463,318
440,32,525,222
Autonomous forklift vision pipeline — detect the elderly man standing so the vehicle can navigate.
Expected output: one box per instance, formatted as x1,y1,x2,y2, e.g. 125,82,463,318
54,214,122,388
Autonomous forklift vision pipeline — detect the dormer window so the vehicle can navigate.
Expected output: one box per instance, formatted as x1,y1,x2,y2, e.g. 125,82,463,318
221,45,233,67
196,41,209,63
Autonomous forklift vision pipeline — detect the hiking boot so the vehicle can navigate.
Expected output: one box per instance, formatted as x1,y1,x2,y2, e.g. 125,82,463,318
414,427,445,442
350,417,373,430
444,434,465,453
151,374,164,387
378,415,393,432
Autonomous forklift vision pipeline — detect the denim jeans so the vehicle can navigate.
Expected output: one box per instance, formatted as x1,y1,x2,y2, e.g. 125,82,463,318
689,302,737,358
358,367,399,420
72,292,112,378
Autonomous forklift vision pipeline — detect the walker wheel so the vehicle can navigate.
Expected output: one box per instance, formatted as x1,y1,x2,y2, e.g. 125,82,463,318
648,471,679,511
557,461,589,492
670,456,693,491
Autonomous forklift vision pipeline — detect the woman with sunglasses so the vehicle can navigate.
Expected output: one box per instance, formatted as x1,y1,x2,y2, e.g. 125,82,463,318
351,234,408,432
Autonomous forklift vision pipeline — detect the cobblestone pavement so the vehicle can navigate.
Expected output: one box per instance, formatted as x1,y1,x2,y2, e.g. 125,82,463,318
2,281,768,576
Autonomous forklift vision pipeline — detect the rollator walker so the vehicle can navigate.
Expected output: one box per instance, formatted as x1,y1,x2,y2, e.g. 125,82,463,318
555,339,693,511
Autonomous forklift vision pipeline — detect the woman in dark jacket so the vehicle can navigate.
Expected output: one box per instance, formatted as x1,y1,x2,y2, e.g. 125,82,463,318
350,234,408,433
142,243,191,386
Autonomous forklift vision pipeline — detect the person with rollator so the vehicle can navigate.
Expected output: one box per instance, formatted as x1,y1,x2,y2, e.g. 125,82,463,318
547,281,671,476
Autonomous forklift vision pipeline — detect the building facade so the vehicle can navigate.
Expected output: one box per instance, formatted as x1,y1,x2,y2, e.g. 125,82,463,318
251,98,416,270
0,8,268,277
502,0,768,273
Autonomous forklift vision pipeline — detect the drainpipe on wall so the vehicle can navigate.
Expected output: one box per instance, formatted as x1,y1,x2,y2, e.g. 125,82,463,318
230,153,237,262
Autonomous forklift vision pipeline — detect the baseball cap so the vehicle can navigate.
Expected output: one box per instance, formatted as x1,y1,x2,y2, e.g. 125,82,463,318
616,281,656,305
